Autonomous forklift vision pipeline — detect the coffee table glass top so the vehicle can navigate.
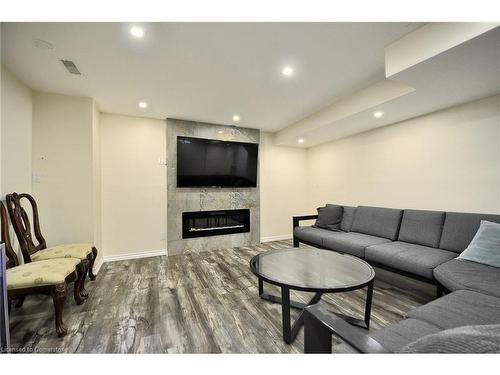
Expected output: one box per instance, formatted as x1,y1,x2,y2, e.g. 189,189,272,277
250,248,374,291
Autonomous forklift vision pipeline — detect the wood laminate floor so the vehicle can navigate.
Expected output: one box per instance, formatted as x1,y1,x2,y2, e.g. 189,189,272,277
8,240,434,353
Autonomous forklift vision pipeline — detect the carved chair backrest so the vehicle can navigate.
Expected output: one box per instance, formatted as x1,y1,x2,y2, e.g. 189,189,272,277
5,193,47,264
0,201,20,269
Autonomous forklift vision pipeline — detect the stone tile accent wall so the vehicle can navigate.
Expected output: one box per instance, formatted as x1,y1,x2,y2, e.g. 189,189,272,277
166,118,260,255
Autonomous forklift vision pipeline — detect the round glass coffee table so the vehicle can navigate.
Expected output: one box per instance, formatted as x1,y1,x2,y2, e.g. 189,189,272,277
250,248,375,344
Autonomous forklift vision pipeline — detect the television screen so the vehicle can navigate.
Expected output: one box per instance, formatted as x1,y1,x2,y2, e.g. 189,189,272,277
177,136,258,187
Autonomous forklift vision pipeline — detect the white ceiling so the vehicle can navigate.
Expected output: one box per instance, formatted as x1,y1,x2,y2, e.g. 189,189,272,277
276,25,500,147
1,22,421,131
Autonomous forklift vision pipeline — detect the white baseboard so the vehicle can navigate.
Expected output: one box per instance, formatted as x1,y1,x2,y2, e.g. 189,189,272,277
261,234,292,243
91,236,292,275
104,249,168,263
93,257,104,275
92,249,167,275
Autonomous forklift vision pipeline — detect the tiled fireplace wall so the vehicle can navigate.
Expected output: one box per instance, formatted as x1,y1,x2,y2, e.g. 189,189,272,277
166,118,260,255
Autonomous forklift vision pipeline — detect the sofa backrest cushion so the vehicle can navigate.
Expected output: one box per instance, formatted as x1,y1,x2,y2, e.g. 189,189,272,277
351,206,403,240
398,209,445,248
340,206,356,232
440,212,500,253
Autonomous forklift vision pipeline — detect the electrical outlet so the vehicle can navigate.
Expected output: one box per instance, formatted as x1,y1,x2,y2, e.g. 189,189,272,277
32,172,42,184
158,158,167,165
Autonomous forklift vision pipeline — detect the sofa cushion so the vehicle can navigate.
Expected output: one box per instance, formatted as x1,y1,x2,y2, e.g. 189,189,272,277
398,209,445,248
323,231,390,258
439,212,500,253
459,220,500,268
293,226,332,247
313,204,343,231
400,324,500,353
407,290,500,329
350,206,403,240
365,241,456,279
340,206,356,232
434,258,500,298
369,318,442,353
332,318,442,353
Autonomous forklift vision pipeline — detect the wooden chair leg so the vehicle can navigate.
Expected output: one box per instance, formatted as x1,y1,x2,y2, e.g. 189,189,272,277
74,261,88,305
88,247,98,281
14,296,25,308
80,259,89,299
51,283,68,337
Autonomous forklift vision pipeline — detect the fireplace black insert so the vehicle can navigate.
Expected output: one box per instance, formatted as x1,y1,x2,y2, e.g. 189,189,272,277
182,209,250,239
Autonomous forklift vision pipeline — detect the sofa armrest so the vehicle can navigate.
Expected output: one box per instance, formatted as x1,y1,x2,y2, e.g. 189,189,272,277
304,304,389,353
292,214,318,228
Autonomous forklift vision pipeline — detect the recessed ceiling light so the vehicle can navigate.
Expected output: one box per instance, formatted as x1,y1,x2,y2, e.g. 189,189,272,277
282,66,294,77
218,130,224,134
130,26,145,39
298,138,305,144
373,111,384,119
138,101,148,109
232,115,240,122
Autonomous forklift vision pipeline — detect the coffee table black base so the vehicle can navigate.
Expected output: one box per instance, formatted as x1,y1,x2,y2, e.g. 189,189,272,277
258,278,374,344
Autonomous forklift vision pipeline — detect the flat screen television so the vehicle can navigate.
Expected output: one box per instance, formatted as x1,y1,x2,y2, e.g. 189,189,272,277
177,136,258,187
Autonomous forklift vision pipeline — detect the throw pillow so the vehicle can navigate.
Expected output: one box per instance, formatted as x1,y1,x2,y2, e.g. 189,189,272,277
313,204,343,231
459,220,500,268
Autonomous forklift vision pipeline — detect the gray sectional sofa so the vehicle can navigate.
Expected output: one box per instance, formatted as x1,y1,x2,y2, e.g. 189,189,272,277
294,205,500,353
294,205,500,295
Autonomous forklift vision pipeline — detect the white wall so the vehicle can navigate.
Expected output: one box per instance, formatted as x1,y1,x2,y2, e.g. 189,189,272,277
100,113,166,258
6,68,497,258
32,91,95,246
1,65,32,197
259,132,309,241
307,94,500,214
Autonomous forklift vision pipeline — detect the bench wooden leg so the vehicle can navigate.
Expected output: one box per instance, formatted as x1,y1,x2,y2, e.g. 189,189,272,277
52,283,68,337
74,260,89,304
88,246,98,281
14,297,25,308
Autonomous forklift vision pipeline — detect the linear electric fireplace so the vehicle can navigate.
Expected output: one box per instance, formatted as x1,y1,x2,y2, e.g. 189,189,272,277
182,209,250,239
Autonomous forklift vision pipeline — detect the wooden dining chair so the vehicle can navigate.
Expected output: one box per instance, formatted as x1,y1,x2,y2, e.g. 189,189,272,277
6,192,98,291
1,201,86,337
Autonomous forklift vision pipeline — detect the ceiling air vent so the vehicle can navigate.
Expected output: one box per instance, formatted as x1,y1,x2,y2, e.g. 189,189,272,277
60,59,82,75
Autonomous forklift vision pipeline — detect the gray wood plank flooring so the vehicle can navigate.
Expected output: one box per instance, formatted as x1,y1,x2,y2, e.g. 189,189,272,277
7,240,433,353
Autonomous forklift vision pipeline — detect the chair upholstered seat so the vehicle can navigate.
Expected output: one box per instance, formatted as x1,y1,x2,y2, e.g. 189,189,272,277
31,243,93,262
6,258,80,290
